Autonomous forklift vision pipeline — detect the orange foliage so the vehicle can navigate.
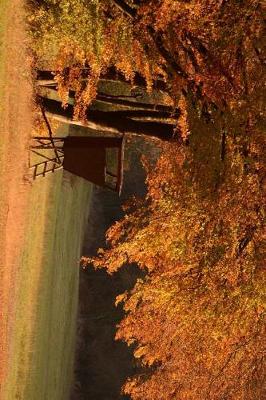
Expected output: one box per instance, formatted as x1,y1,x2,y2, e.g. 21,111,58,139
85,103,265,398
30,3,266,397
29,0,265,125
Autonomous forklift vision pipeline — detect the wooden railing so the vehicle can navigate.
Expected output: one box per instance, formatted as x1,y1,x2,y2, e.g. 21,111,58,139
30,156,64,179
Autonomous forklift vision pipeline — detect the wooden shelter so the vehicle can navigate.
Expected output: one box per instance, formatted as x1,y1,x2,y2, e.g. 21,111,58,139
30,135,125,194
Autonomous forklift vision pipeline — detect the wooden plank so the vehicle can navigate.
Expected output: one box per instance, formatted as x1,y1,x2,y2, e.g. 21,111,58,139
42,161,47,176
116,135,125,194
29,156,64,169
63,136,122,149
40,106,61,163
31,149,62,164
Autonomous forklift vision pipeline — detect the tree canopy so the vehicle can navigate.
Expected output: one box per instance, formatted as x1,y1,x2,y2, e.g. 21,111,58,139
28,0,265,126
86,105,265,399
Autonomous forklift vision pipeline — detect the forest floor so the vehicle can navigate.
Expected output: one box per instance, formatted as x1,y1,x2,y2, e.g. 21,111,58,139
0,2,92,399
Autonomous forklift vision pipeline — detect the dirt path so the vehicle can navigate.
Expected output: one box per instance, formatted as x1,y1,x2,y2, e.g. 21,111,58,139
0,0,32,395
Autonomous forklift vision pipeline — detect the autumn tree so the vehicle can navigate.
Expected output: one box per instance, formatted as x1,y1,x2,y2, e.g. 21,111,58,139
28,1,266,398
84,100,265,398
79,3,265,394
28,0,264,130
28,0,166,119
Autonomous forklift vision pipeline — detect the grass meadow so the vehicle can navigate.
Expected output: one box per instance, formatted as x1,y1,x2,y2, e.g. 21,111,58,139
0,2,92,398
6,171,91,400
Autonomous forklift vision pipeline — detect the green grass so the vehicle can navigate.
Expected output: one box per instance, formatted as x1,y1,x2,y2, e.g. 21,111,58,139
6,170,91,400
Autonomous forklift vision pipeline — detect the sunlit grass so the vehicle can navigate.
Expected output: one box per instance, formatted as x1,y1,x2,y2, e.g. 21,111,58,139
5,171,91,400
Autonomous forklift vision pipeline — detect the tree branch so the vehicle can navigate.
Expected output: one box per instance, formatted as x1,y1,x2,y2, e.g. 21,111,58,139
147,26,188,79
110,0,188,79
236,226,256,257
186,32,236,88
112,0,136,18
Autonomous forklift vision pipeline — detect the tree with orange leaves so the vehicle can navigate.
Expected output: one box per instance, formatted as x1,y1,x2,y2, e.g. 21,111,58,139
29,1,265,398
28,0,265,130
83,97,265,399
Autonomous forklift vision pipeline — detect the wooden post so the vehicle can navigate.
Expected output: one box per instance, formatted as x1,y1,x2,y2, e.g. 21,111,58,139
43,161,47,176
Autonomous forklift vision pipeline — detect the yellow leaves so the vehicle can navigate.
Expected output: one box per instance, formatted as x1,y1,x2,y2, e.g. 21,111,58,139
115,292,128,307
80,256,91,269
177,94,190,140
115,51,135,82
93,118,265,397
123,378,139,396
153,0,202,32
134,346,147,359
74,73,99,120
29,0,265,132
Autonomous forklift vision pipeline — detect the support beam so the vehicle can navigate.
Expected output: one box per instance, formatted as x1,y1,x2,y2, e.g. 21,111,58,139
40,96,176,141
